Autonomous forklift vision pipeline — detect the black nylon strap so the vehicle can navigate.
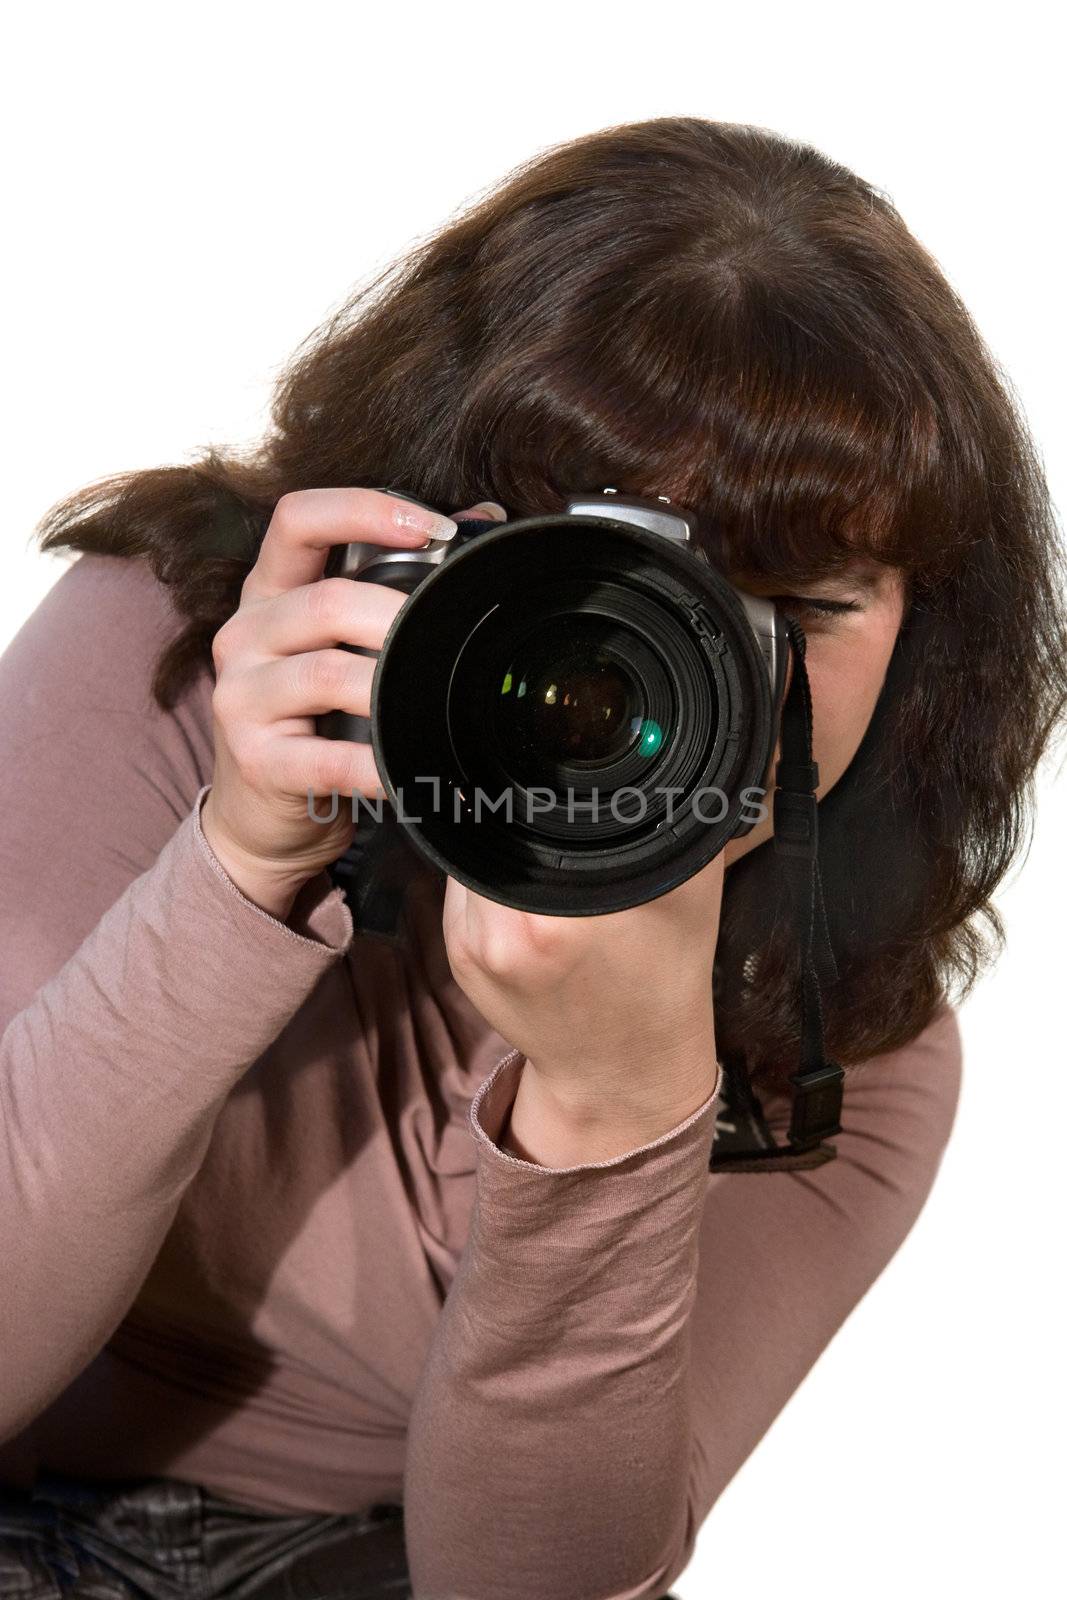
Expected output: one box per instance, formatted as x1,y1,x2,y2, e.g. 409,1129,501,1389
327,806,428,946
709,619,844,1174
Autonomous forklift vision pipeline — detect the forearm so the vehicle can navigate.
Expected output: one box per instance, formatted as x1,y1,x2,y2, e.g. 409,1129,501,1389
0,789,351,1441
402,1046,722,1600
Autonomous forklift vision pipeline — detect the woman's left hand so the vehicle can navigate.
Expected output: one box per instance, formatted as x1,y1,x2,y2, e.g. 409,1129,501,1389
442,852,724,1156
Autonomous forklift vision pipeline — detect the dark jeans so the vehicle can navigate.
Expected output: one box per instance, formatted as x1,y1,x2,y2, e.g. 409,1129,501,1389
0,1472,410,1599
0,1470,682,1598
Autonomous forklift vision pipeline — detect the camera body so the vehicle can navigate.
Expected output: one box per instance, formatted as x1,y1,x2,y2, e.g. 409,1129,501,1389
319,487,791,915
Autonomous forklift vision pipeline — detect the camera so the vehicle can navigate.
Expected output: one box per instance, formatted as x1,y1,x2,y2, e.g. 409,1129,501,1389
317,487,790,916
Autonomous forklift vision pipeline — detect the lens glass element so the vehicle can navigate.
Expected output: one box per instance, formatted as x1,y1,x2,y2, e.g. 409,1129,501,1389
494,617,644,768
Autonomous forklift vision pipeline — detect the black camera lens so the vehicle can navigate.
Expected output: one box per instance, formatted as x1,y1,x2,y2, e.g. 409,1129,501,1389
446,585,683,844
493,617,646,769
370,514,777,915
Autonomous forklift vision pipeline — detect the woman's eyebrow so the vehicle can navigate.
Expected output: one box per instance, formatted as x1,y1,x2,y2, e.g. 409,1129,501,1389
845,571,883,596
813,564,889,596
728,561,893,597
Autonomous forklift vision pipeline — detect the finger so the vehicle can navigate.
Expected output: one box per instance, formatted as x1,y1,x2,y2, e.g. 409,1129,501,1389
226,649,376,725
451,501,508,522
269,733,386,800
244,488,459,602
223,576,410,662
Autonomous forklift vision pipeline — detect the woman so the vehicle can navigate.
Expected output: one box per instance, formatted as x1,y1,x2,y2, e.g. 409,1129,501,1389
0,115,1063,1600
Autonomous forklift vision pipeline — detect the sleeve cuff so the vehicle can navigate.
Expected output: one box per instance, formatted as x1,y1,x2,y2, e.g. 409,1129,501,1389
455,1048,723,1337
469,1048,723,1173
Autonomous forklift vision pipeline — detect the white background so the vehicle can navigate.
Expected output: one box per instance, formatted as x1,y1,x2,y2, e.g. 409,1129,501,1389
3,5,1064,1596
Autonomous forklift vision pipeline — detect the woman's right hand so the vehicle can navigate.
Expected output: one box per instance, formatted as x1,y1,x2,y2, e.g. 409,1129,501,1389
200,487,497,920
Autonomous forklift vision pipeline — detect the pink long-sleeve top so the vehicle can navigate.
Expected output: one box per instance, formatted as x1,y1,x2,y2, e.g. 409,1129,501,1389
0,552,964,1599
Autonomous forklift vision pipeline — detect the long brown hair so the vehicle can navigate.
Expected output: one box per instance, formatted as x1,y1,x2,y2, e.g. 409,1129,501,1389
35,116,1067,1093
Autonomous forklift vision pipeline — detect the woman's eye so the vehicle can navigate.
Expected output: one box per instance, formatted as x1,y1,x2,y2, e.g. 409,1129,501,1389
771,595,863,619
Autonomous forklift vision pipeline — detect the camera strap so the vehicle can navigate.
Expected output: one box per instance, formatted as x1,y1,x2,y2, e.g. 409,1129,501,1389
709,618,844,1174
327,805,429,945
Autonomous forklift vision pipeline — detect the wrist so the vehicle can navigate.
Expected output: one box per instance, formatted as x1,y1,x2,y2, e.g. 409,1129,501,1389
505,1027,720,1167
200,797,313,922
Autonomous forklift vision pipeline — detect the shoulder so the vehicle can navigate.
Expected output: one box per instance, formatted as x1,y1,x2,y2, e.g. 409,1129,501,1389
756,999,964,1182
0,552,214,730
0,554,219,989
3,553,186,687
844,999,963,1157
687,998,965,1537
0,552,216,836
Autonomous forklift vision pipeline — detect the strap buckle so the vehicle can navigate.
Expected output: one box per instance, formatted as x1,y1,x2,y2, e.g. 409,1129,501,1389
773,789,819,860
787,1061,845,1149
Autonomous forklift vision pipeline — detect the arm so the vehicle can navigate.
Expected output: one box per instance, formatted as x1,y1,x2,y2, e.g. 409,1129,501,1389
402,1001,963,1600
0,553,353,1441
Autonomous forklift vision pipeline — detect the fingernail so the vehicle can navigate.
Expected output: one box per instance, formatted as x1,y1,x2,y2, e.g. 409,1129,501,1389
471,501,507,520
393,506,459,541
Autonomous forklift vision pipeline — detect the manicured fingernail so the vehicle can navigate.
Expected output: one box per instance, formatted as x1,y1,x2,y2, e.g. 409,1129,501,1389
393,506,459,541
471,501,507,519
